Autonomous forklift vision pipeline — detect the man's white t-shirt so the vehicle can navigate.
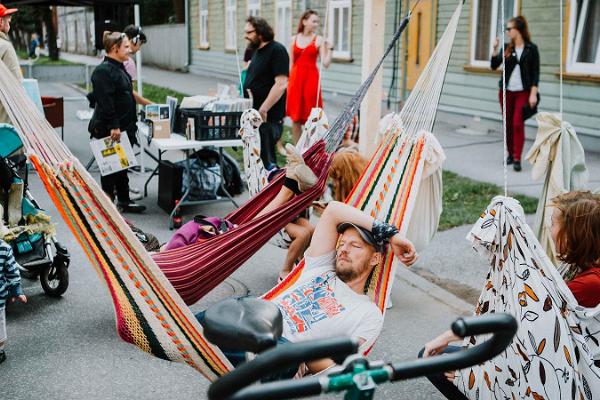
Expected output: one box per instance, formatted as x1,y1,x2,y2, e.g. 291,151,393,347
272,251,384,353
507,47,524,92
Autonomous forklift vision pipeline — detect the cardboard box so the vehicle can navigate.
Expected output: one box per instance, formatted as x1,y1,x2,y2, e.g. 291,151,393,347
145,104,172,139
151,119,171,139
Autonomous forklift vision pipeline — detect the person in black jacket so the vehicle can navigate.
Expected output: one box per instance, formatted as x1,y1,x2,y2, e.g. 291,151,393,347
491,16,540,172
88,31,145,213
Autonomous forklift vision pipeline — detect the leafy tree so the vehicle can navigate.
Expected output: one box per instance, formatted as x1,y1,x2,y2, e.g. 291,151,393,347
9,5,58,60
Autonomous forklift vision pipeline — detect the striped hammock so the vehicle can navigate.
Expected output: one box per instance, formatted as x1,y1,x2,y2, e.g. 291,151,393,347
0,1,463,381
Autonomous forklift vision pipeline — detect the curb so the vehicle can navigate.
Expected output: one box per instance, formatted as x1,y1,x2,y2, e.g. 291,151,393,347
395,266,475,316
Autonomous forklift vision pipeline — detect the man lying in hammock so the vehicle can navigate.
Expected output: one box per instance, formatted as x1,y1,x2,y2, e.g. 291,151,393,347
196,198,417,376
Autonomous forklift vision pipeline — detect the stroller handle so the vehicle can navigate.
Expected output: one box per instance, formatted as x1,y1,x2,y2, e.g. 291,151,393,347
390,313,517,381
207,313,517,400
207,337,359,400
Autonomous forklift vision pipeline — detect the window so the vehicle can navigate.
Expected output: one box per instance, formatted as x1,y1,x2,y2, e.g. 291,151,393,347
199,0,209,48
248,0,260,17
276,0,292,49
567,0,600,74
470,0,518,67
328,0,352,59
225,0,237,50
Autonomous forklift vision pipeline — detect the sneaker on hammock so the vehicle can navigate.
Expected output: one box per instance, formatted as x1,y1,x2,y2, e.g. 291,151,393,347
284,143,317,192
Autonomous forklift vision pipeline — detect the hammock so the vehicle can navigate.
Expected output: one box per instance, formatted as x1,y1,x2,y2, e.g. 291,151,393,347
454,196,600,399
151,0,445,305
0,0,463,380
525,112,588,264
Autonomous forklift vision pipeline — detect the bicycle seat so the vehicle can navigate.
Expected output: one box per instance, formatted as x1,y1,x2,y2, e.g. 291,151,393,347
203,297,283,354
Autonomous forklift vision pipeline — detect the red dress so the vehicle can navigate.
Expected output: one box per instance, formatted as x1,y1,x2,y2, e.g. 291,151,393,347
286,35,323,123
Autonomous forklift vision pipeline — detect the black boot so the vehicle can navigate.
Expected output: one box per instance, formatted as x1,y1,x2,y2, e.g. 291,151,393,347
506,155,514,165
117,201,146,213
0,350,6,364
513,161,522,172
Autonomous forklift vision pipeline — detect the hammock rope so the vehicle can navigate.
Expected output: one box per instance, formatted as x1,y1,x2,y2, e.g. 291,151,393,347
501,0,508,196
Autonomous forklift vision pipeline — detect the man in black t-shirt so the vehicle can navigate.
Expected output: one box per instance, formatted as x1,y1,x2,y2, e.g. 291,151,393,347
243,16,289,170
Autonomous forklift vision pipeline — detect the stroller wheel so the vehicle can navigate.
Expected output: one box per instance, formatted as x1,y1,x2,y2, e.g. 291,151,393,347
40,262,69,297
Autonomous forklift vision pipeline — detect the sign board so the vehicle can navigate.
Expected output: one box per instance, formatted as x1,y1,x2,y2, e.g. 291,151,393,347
90,134,138,176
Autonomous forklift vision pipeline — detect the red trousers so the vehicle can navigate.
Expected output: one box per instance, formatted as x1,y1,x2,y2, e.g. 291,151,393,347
499,90,530,161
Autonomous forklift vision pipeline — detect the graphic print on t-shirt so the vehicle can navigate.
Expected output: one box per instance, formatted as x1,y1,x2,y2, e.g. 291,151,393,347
277,271,345,334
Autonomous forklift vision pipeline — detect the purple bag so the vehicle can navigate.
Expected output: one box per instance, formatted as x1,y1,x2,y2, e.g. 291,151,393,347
165,215,235,251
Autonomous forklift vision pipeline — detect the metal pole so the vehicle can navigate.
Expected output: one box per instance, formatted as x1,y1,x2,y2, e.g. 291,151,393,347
185,0,190,71
134,4,143,97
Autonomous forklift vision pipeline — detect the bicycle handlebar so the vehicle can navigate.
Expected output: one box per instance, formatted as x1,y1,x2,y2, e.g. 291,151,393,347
207,313,517,400
207,337,359,400
390,313,517,381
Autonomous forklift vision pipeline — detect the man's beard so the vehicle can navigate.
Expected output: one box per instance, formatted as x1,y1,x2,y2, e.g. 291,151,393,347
335,259,371,283
247,37,261,49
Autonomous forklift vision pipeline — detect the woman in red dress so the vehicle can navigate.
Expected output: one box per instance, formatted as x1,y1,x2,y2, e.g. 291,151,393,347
286,10,333,144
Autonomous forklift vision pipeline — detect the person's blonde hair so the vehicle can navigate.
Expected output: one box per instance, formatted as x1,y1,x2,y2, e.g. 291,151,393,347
329,151,368,202
551,191,600,269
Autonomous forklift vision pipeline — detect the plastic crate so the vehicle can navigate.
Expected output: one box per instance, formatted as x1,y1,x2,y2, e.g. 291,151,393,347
180,109,242,141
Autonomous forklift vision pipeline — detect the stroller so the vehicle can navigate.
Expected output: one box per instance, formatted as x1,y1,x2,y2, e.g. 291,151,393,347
0,123,70,297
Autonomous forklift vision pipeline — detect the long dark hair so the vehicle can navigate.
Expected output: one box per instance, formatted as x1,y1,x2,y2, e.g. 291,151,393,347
297,9,319,34
505,16,531,56
247,16,274,42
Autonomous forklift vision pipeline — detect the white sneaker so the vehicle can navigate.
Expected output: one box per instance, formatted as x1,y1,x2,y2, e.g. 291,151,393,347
129,192,143,201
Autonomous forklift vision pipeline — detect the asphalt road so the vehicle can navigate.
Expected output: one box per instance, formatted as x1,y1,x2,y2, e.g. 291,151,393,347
1,82,473,400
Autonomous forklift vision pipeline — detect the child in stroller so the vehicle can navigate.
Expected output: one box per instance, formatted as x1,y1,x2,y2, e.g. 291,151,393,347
0,124,69,297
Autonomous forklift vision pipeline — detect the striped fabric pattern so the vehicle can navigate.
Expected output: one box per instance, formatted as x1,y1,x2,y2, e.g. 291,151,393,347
0,240,22,309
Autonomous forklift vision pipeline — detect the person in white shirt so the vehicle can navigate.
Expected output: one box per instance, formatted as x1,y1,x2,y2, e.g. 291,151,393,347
195,146,417,375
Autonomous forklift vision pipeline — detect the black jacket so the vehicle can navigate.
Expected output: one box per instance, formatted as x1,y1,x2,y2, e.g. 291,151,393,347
88,56,137,140
491,42,540,91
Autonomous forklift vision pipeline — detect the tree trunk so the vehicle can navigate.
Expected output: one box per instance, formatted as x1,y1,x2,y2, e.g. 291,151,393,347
42,6,59,60
172,0,185,23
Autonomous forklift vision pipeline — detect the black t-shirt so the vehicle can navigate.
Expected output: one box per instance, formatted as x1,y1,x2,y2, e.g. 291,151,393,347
243,41,289,122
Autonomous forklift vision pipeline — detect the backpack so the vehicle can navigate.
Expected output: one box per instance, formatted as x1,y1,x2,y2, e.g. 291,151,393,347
165,215,235,251
188,148,244,197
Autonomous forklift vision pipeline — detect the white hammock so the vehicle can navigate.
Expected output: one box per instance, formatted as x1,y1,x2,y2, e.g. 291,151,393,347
454,196,600,400
526,112,588,264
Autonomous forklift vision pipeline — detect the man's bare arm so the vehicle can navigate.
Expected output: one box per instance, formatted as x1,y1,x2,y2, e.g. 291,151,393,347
306,201,375,258
258,75,288,121
306,201,418,266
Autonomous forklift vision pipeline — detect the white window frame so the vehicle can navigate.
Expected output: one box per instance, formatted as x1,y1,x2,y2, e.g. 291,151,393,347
225,0,237,51
469,0,518,67
276,0,292,49
247,0,261,17
567,0,600,74
328,0,352,59
199,0,209,48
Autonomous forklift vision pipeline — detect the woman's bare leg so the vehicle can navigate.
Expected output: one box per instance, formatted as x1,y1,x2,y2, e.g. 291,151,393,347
292,121,303,144
255,186,295,218
281,217,314,278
